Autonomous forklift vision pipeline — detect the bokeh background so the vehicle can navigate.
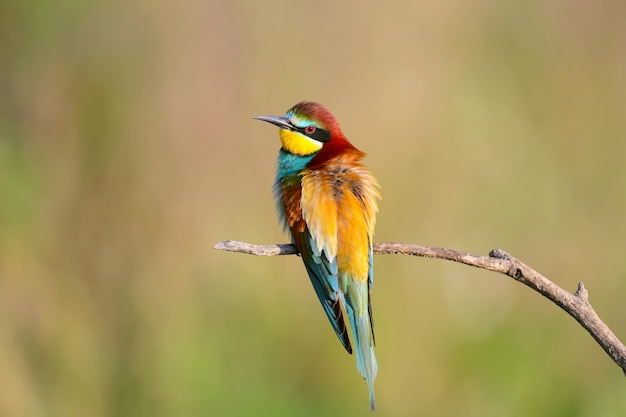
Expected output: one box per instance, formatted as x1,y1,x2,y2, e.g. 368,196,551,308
1,0,626,416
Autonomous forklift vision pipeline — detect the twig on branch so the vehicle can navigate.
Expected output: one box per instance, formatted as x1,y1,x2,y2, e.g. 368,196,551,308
214,239,626,376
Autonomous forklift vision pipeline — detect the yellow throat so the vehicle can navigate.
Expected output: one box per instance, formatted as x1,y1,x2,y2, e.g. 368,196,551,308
279,129,323,156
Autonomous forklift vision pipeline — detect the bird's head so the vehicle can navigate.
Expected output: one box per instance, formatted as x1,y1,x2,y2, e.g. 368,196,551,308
254,101,347,157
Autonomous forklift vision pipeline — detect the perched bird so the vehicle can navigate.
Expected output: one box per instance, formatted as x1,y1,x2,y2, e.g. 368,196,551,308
254,101,381,411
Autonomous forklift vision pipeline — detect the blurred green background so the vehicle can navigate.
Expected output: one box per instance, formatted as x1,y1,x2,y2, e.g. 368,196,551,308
1,0,625,416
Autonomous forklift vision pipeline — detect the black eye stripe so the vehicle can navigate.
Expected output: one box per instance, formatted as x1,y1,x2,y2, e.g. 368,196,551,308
295,125,331,143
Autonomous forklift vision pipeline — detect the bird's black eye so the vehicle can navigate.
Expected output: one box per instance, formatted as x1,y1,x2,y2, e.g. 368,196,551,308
297,124,330,142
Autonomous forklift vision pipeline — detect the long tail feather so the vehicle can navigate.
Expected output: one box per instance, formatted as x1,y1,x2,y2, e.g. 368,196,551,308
354,314,377,411
345,281,378,411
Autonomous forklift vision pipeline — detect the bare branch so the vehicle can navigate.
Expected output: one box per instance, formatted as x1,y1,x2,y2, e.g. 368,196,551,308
214,239,626,376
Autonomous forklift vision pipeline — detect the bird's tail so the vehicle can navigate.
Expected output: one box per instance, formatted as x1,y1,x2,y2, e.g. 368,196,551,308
345,280,378,412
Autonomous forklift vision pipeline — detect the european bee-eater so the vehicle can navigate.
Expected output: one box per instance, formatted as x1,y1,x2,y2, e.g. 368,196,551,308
254,101,381,411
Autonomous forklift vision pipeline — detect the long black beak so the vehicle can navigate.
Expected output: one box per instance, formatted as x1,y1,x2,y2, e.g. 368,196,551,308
253,115,294,130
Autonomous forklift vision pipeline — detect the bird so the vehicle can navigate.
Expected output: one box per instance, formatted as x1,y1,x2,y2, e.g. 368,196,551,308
254,101,381,411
